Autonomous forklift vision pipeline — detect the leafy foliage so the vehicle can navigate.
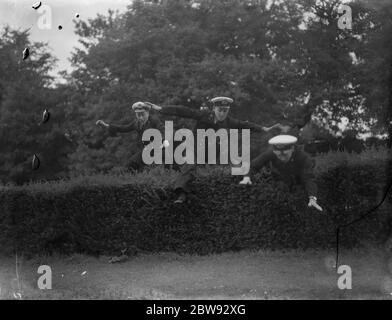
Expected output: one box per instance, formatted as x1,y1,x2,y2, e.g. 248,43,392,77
64,0,391,175
0,28,73,184
0,152,390,256
0,0,391,182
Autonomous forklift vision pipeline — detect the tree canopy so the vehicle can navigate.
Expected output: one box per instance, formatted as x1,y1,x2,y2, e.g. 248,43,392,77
0,0,391,182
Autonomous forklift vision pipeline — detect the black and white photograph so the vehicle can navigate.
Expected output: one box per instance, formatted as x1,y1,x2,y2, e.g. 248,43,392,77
0,0,391,304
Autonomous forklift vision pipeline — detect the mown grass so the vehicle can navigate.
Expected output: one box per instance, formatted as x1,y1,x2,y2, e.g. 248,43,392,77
1,247,392,300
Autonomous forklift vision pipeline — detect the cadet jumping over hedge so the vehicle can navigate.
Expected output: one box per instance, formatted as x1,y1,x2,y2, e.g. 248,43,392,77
96,102,163,171
240,135,323,211
146,97,282,204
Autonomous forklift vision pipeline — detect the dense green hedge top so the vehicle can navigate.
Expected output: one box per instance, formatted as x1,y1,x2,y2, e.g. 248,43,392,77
0,148,390,195
0,148,390,256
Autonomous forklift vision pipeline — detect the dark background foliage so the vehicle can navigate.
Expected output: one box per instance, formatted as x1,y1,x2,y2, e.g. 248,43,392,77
0,0,391,183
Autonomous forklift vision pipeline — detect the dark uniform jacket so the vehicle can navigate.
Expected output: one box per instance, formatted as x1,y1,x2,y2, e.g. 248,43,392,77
160,105,266,132
160,105,266,164
249,146,318,197
108,115,163,149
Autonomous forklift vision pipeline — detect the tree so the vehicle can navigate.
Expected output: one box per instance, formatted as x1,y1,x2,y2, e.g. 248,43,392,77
64,0,391,174
0,27,71,184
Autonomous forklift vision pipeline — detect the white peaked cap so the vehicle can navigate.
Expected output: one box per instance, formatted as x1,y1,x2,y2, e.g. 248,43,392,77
132,102,151,111
268,135,298,146
210,97,234,104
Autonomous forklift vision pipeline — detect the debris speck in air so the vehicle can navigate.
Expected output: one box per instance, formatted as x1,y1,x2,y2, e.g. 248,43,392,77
64,133,73,142
22,48,30,60
32,1,42,10
58,25,63,30
41,109,50,124
13,292,22,300
32,154,40,171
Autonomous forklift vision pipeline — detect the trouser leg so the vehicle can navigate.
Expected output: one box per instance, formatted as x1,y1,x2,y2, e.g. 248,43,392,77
127,150,144,172
174,163,197,194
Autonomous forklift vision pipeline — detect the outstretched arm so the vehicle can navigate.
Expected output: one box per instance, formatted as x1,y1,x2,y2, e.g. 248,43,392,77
250,149,275,174
228,118,281,133
298,155,317,197
263,123,283,132
109,123,137,135
298,154,322,211
144,102,202,120
229,118,264,132
239,150,274,184
96,120,137,135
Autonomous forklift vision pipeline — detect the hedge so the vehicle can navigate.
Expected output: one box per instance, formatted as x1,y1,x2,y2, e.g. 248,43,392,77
0,157,391,256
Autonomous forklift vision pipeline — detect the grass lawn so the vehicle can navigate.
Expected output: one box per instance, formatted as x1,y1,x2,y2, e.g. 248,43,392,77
1,247,392,300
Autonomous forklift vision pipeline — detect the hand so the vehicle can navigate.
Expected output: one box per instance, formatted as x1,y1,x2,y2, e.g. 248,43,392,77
96,120,109,128
239,176,252,185
144,102,162,111
278,124,292,133
262,126,269,132
308,196,323,212
161,140,170,149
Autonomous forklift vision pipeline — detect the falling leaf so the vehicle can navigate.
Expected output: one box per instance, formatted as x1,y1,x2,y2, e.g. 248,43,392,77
32,1,41,10
32,154,40,171
22,48,29,60
42,109,50,124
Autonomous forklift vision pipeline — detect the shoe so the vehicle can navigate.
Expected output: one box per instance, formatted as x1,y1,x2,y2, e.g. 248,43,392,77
174,193,187,204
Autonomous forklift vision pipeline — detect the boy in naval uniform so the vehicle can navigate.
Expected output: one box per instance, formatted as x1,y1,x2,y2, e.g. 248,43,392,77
147,97,282,203
96,102,164,171
240,135,323,211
